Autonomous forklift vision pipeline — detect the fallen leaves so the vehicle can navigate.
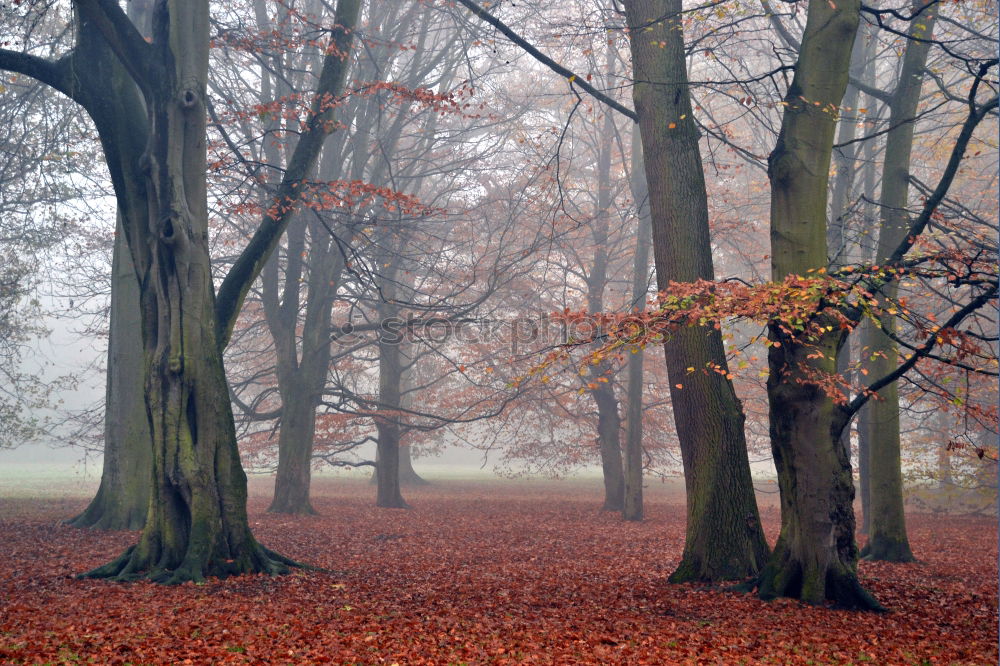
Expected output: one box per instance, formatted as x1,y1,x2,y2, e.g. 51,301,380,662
0,481,995,664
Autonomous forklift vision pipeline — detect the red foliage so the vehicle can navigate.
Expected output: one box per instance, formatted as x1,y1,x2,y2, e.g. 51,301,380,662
1,481,996,664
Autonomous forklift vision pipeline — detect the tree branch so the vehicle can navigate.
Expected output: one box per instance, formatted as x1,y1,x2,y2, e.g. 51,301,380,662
452,0,638,122
888,61,999,265
0,50,71,98
842,284,997,418
215,0,362,348
73,0,153,87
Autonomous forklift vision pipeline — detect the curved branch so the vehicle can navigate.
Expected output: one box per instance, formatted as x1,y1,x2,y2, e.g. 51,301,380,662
0,50,72,98
842,284,997,418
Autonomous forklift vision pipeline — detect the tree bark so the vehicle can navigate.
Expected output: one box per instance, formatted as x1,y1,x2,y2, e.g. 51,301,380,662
860,0,936,563
67,223,151,530
623,126,651,523
587,58,625,512
625,0,769,581
760,0,882,609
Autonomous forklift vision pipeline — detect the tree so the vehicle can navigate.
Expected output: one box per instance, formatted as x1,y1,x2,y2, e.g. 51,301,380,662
756,0,881,608
66,225,152,530
623,0,770,581
859,0,938,562
0,0,361,582
67,0,155,532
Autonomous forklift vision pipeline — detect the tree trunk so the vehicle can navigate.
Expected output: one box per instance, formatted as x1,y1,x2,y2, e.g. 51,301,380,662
268,382,319,515
67,223,151,530
398,443,429,486
860,0,935,563
625,0,769,581
857,397,873,534
760,0,882,609
623,126,651,522
375,319,409,509
76,0,300,582
587,58,625,512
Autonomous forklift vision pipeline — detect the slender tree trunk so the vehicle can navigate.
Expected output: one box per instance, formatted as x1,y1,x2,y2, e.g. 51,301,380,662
67,223,151,530
759,0,882,609
861,0,935,563
587,57,625,512
625,0,769,581
623,127,651,522
856,100,880,534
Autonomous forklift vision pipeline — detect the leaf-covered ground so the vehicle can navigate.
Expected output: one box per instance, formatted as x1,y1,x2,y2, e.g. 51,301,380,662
0,478,996,664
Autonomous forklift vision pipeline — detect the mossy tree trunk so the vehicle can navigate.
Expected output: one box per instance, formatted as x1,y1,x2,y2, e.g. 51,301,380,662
67,224,152,530
624,0,769,581
66,0,155,534
2,0,359,581
623,126,651,523
761,0,882,609
860,0,936,563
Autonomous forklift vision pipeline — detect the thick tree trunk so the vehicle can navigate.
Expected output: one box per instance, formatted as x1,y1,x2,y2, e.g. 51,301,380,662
67,225,151,530
398,444,429,486
77,0,299,582
623,127,651,522
860,0,935,563
375,320,409,509
625,0,769,580
760,0,882,609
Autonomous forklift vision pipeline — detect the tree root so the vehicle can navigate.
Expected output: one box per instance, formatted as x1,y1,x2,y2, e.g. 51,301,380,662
78,540,304,584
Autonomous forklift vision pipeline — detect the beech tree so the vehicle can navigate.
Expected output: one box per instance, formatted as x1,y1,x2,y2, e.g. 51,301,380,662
0,0,361,582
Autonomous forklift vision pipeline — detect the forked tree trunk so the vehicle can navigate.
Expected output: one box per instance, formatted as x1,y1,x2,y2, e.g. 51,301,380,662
860,0,935,563
761,0,882,609
1,0,359,582
625,0,769,580
67,224,151,530
81,0,290,582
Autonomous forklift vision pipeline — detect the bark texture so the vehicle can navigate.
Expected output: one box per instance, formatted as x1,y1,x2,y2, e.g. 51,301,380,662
762,0,882,609
625,0,769,581
860,0,935,563
67,225,152,530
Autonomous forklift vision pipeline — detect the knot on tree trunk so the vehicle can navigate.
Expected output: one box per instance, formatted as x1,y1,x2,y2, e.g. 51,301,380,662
179,87,200,109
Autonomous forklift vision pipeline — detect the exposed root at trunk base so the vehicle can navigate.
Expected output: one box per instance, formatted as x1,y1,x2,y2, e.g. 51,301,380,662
754,556,885,611
77,541,302,585
860,538,915,563
266,501,319,516
668,551,763,584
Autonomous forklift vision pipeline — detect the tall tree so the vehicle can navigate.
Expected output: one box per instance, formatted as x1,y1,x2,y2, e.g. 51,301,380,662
860,0,938,563
757,0,882,608
0,0,361,582
623,126,652,522
67,0,155,532
624,0,770,581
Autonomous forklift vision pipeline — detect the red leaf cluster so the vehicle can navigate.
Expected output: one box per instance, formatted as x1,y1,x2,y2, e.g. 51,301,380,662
0,481,995,663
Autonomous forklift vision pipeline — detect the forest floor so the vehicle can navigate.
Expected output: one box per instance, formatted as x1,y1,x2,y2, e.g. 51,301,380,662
0,476,996,664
